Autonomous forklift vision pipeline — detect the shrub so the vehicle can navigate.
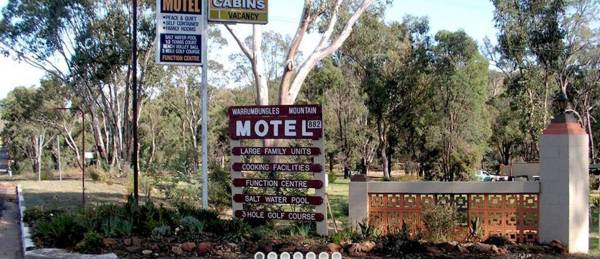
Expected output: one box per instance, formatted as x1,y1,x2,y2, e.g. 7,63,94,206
249,224,279,240
329,229,355,244
101,216,133,237
484,235,513,247
34,213,85,248
88,167,102,182
151,225,172,241
209,167,232,211
357,220,378,241
287,222,314,237
421,203,460,242
76,231,103,254
179,216,205,240
222,219,252,242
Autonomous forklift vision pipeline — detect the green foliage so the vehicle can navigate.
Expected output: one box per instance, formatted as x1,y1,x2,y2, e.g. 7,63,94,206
329,228,358,244
100,216,132,238
421,203,460,242
287,222,314,237
467,217,482,242
76,231,103,254
34,213,85,248
209,167,232,211
178,216,205,240
249,225,280,241
151,225,172,241
328,170,338,184
221,219,252,242
357,220,378,241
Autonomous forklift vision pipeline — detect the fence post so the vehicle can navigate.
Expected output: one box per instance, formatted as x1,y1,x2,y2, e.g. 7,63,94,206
539,111,589,253
349,174,369,230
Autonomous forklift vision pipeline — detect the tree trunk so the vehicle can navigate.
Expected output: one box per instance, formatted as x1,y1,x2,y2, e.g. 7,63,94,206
377,117,390,180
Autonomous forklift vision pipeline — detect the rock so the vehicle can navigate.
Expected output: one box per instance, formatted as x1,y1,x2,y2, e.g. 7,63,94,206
424,245,443,257
348,241,376,257
437,242,457,253
360,241,376,253
498,247,509,255
327,243,342,252
125,246,141,253
549,240,567,254
131,237,142,247
142,249,153,255
198,242,212,255
172,246,184,256
150,243,160,251
472,242,496,253
457,244,469,254
102,238,117,247
181,242,196,252
348,244,365,257
123,238,132,246
491,244,500,254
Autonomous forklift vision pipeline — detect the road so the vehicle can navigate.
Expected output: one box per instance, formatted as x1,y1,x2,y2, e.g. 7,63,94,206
0,184,21,258
0,147,9,175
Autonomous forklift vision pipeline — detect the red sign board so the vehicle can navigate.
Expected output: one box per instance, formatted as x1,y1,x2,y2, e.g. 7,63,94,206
232,178,323,189
233,194,323,205
229,105,322,118
235,210,324,221
232,163,322,173
228,105,323,140
232,147,321,156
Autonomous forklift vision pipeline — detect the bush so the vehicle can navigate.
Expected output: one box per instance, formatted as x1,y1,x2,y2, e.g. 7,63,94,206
76,231,103,254
484,235,513,247
221,219,252,242
591,176,600,191
209,167,232,211
329,229,355,244
421,203,460,242
88,167,102,182
249,224,279,240
179,216,205,240
151,225,172,241
357,220,378,241
287,222,314,237
34,213,85,248
101,216,132,237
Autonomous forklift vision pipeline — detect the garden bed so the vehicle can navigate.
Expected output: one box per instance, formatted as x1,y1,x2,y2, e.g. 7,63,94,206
22,197,595,258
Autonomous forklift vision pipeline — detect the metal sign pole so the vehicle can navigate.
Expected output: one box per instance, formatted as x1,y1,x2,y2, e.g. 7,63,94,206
201,0,209,209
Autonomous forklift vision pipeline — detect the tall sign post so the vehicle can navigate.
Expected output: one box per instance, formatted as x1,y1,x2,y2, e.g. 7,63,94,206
155,0,209,208
229,105,328,236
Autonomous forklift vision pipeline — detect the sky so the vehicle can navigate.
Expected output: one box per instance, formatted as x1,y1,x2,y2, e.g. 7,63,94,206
0,0,498,100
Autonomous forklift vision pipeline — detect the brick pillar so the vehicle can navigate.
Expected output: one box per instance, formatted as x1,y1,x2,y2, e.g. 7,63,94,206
349,174,369,229
539,113,589,253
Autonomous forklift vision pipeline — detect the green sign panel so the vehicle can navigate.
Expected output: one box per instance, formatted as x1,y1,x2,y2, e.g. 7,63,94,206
208,0,268,24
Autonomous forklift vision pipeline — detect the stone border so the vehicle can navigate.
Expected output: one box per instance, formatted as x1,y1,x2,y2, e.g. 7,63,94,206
17,185,35,255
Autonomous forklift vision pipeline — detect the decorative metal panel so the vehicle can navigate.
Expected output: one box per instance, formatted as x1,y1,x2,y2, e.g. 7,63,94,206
368,193,539,243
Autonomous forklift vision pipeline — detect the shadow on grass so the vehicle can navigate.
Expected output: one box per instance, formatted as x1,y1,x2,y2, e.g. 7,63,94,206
23,191,127,210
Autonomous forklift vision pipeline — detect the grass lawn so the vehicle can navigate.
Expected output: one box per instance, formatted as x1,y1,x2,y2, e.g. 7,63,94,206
11,180,129,210
328,177,350,229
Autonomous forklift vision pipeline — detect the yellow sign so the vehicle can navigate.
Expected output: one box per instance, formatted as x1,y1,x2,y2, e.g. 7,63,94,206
208,0,268,24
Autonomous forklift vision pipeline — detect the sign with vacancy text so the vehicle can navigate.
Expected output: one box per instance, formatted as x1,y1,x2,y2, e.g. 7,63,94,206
155,0,203,65
208,0,268,24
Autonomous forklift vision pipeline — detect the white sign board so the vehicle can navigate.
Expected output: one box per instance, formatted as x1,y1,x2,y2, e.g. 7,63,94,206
84,152,94,159
156,0,203,65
